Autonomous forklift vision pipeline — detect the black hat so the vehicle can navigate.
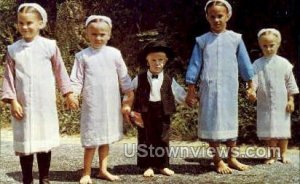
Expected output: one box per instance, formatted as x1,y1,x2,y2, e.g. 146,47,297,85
138,40,174,64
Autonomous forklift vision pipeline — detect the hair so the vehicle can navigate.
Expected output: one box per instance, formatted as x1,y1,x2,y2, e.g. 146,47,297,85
86,19,112,30
205,1,229,14
18,6,43,20
258,30,282,44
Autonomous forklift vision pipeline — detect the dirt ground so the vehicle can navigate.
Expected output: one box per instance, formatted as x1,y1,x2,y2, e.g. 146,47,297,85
0,128,299,184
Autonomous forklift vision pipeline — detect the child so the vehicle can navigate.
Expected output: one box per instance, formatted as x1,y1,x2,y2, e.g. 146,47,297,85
185,0,254,174
1,3,78,184
70,15,134,183
251,28,299,164
127,41,187,177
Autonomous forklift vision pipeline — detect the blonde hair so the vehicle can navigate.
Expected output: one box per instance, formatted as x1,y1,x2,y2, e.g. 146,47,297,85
257,28,281,44
18,3,48,28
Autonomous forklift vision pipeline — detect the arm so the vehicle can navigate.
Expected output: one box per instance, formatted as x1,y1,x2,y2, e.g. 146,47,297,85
286,95,295,113
236,40,254,81
285,66,299,113
121,76,137,123
246,80,256,102
185,43,202,107
115,51,133,94
1,53,24,119
1,53,17,103
51,46,78,109
171,78,187,105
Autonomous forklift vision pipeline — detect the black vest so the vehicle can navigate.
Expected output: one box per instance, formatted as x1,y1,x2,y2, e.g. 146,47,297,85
133,72,176,115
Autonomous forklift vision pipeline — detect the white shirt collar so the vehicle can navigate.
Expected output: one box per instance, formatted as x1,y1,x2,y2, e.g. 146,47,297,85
147,70,164,80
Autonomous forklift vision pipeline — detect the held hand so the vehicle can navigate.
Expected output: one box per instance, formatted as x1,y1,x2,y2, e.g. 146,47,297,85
246,88,257,103
65,93,79,110
121,104,131,123
11,100,24,120
286,100,295,113
185,91,198,107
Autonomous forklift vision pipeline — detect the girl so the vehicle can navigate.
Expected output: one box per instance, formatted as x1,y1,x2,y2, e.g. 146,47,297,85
185,0,254,174
128,41,187,177
252,28,299,164
1,3,78,184
70,15,133,183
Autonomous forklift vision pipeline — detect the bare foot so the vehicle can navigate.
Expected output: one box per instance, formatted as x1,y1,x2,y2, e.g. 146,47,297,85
160,168,175,176
143,168,155,177
264,157,277,164
214,160,232,174
97,171,120,181
79,175,92,184
281,156,291,164
228,158,250,171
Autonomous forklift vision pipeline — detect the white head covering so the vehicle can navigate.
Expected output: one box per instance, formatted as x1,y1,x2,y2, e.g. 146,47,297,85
204,0,232,18
85,15,112,28
18,3,48,29
257,28,281,42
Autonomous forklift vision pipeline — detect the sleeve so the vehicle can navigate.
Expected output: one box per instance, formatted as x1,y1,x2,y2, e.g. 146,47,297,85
285,65,299,95
252,62,259,91
185,42,203,84
70,55,84,95
171,78,187,104
237,40,254,81
132,76,138,91
1,52,17,103
51,46,73,95
115,51,133,93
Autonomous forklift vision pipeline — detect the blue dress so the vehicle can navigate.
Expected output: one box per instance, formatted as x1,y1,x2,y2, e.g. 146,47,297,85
186,30,253,141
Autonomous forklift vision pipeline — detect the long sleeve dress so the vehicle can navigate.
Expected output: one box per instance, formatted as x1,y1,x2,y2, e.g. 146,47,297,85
185,30,254,141
252,55,299,139
1,36,73,155
70,46,132,147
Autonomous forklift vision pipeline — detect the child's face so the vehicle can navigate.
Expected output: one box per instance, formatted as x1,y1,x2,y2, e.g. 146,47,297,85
258,34,280,57
206,5,229,33
146,52,168,74
86,22,111,49
17,12,43,42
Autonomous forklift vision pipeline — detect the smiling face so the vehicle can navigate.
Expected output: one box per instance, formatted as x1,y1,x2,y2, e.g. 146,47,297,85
86,21,111,49
17,12,43,42
206,4,229,33
258,33,280,57
146,52,168,74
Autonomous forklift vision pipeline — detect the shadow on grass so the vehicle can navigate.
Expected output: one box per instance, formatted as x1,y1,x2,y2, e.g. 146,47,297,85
6,170,81,183
184,157,266,170
6,157,266,182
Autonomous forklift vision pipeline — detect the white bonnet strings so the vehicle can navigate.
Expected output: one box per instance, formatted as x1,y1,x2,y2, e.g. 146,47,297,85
18,3,48,29
257,28,281,42
85,15,112,28
204,0,232,18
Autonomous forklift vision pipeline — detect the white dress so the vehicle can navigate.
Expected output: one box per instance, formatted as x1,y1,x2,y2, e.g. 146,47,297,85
70,46,132,147
253,55,299,139
1,36,73,155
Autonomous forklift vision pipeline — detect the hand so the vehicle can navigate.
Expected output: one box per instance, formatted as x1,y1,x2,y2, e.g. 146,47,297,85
246,88,256,103
121,104,131,123
11,99,24,120
65,93,79,110
186,91,198,107
286,100,295,113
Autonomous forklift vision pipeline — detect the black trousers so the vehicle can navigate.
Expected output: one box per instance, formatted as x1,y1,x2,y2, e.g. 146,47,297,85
19,151,51,184
137,101,171,169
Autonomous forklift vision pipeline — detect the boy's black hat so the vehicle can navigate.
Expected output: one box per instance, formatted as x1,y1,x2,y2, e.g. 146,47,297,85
138,40,174,63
